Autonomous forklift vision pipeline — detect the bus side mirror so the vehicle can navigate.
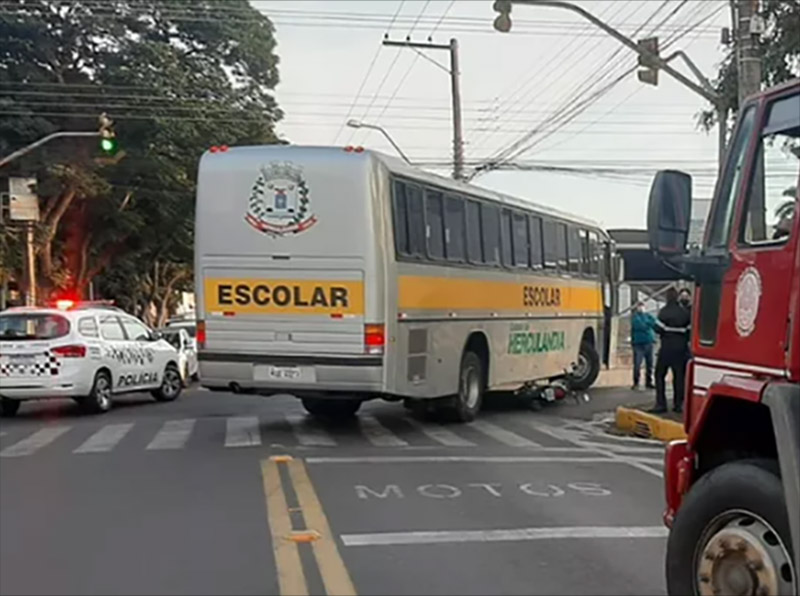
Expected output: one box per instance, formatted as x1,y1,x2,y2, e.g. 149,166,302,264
647,170,692,256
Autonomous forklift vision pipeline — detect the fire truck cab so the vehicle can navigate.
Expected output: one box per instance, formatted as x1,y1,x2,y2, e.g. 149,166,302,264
648,79,799,596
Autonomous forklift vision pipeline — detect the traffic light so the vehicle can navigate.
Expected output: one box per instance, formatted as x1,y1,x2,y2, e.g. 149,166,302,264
493,0,512,33
637,37,660,86
98,112,118,155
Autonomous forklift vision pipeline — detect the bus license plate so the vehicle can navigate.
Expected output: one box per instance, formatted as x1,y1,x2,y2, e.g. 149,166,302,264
269,366,301,380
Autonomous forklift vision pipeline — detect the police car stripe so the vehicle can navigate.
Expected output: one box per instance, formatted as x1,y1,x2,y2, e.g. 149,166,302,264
147,419,196,451
0,426,71,458
225,416,261,447
74,423,134,454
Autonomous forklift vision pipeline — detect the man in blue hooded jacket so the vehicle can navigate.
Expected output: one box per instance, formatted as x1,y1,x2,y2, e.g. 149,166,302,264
630,301,656,390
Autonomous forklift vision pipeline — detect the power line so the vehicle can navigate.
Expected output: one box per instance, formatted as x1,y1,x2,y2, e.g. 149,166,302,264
331,0,405,144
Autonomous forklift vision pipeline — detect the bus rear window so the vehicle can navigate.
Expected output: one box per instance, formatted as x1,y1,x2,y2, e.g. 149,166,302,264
0,314,71,341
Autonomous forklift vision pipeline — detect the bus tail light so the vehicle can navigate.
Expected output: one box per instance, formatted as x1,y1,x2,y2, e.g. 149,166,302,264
197,320,206,349
52,344,86,358
364,324,385,355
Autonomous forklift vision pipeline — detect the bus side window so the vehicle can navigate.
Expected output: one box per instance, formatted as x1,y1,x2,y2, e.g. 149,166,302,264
425,189,445,260
466,199,483,264
481,203,501,266
529,216,543,270
579,229,590,276
512,211,529,268
500,209,513,267
391,180,410,256
588,231,600,276
556,223,568,272
542,219,558,270
567,226,581,274
444,195,466,262
406,184,425,258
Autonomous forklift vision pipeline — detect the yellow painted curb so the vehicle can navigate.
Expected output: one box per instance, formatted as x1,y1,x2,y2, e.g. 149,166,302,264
615,406,687,441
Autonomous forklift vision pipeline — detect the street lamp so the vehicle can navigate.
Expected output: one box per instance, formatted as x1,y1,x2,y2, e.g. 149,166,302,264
346,119,411,165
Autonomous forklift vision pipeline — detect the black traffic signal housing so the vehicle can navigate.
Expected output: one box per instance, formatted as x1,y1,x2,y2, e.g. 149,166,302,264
98,112,118,155
493,0,512,33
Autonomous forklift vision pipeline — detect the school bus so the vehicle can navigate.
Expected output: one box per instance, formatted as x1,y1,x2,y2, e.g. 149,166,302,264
195,145,617,421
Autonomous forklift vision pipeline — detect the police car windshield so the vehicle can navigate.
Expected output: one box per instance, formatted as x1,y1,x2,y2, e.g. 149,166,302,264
0,314,71,341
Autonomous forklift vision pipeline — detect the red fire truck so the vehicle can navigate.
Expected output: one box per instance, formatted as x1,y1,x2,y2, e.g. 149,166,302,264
647,79,799,596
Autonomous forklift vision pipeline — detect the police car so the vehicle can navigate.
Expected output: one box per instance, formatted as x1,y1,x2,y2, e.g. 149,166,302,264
0,302,183,417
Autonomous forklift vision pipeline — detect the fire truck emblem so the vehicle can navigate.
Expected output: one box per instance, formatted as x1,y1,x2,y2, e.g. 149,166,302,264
735,267,762,337
245,161,317,237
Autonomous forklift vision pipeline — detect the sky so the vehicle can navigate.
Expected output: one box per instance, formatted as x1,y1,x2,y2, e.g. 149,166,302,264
253,0,732,229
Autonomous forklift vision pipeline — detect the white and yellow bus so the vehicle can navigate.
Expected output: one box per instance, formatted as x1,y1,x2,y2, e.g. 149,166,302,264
195,145,616,421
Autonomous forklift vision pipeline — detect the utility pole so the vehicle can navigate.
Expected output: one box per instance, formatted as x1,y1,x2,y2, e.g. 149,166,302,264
734,0,763,105
382,37,465,181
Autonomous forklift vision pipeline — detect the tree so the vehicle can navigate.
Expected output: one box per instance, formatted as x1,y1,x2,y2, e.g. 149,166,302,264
0,0,282,314
699,0,800,130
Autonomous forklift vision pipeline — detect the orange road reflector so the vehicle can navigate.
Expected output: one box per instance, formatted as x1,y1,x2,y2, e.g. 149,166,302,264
270,455,294,462
287,530,321,543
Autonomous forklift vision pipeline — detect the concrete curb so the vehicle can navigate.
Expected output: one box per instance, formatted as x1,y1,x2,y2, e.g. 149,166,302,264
615,406,687,441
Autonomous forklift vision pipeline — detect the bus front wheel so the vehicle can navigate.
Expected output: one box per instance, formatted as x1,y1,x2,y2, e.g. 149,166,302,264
446,351,484,423
568,341,600,390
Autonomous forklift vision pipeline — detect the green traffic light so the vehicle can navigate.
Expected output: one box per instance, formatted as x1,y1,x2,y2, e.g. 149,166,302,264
100,137,118,153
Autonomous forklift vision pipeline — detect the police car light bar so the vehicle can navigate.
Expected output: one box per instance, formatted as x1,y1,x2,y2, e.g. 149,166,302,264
52,299,116,311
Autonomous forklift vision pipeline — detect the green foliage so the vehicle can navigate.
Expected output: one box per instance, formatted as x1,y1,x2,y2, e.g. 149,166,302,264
0,0,282,311
700,0,800,129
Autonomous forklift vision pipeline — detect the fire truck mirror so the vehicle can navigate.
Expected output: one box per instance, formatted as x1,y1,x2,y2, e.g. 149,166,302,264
647,169,692,257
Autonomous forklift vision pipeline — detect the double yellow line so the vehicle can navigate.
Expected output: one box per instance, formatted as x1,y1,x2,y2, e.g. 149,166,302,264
261,456,356,596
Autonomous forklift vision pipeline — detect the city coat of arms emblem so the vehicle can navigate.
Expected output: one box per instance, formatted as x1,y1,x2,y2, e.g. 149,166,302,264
245,161,317,236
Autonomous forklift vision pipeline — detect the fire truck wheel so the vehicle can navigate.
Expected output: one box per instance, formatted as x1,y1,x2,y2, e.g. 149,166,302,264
302,397,361,420
568,341,600,391
666,459,796,596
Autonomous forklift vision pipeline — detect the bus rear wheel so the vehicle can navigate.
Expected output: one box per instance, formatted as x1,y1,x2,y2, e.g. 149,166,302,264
568,341,600,390
445,351,484,423
302,397,362,420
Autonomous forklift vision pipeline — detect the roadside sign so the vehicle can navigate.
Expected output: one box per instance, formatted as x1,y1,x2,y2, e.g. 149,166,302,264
8,177,39,222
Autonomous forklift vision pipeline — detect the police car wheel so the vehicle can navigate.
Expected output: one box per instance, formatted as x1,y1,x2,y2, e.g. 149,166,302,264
0,398,21,417
83,371,113,414
153,364,182,402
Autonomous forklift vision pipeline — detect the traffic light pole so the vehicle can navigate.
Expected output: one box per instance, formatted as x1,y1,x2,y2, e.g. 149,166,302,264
0,131,100,169
493,0,727,167
382,38,465,181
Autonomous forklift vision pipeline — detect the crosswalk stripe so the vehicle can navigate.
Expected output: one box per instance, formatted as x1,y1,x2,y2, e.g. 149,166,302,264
358,415,409,447
225,416,261,447
74,423,134,454
0,426,71,458
467,420,541,448
404,417,476,447
285,414,337,447
147,419,196,451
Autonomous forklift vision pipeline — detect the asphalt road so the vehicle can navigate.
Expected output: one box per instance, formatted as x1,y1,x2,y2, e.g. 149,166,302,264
0,387,667,596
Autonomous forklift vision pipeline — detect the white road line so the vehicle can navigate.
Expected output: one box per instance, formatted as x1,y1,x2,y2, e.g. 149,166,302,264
531,423,664,479
0,426,71,458
225,416,261,448
74,423,134,454
341,526,669,547
467,419,541,448
306,455,619,464
285,414,337,447
358,415,409,447
146,419,196,451
404,417,476,447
